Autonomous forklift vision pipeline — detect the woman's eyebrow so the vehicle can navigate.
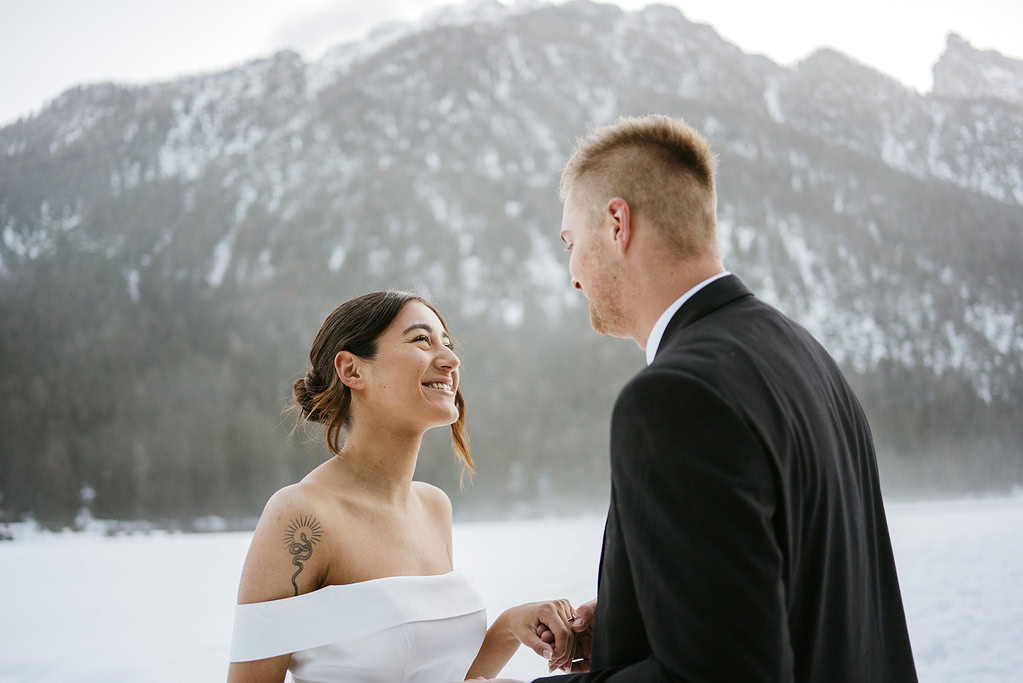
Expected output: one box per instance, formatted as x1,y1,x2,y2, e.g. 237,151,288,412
401,323,450,342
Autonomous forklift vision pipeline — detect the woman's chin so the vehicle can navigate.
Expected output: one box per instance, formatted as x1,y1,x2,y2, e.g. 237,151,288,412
402,403,459,432
426,407,459,429
437,410,460,428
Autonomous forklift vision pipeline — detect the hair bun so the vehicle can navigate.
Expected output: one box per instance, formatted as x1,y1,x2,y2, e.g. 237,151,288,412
293,375,323,423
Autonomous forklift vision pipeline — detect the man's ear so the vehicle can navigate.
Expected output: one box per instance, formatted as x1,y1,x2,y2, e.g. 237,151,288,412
334,351,366,390
606,197,631,254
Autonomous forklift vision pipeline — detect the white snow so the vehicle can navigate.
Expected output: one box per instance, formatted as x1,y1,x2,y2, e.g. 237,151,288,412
504,200,523,218
832,189,845,213
436,94,456,115
234,186,258,224
252,248,275,283
125,268,140,302
523,222,572,319
458,254,488,317
307,22,413,96
427,193,449,224
888,496,1023,682
977,62,1023,107
366,247,391,275
544,45,565,69
763,78,785,123
505,34,537,83
59,213,82,232
964,303,1020,357
3,223,26,257
327,244,346,272
500,299,525,328
867,220,882,243
1,496,1022,682
480,147,503,180
206,232,235,288
733,223,757,253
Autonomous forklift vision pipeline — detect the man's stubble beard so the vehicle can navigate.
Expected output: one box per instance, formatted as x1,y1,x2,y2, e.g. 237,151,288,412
587,262,630,339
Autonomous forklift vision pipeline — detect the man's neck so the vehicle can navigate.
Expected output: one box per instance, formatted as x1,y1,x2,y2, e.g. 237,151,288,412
630,260,726,350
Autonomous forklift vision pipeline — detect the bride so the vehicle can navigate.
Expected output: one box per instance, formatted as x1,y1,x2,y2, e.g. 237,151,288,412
228,290,579,682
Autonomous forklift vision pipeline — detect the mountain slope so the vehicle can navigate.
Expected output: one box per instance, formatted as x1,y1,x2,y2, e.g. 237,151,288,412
1,1,1021,526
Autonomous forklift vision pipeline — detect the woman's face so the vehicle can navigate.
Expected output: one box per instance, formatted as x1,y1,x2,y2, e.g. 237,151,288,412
359,301,461,430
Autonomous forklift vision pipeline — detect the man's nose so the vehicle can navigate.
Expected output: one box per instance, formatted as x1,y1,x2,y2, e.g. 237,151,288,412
572,277,582,291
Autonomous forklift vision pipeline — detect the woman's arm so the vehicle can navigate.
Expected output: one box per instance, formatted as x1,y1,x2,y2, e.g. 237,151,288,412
410,483,578,678
227,485,331,683
464,601,577,680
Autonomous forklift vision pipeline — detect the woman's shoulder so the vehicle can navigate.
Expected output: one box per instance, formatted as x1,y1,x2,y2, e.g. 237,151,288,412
261,479,332,520
255,480,338,550
412,481,452,519
412,482,453,564
411,482,452,509
237,482,336,604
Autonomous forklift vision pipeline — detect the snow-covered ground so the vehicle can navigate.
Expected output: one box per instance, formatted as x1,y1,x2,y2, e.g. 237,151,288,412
1,496,1021,682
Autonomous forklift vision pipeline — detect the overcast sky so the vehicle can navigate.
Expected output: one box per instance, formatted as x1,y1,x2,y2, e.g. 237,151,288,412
1,0,1021,126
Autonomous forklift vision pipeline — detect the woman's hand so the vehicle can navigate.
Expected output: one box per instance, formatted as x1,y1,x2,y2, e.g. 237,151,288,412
500,599,577,672
463,599,576,679
537,596,596,673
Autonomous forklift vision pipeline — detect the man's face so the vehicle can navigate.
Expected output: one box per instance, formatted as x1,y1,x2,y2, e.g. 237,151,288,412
560,191,628,337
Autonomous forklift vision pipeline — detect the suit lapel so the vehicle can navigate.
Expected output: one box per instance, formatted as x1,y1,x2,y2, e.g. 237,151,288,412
654,274,753,361
596,485,614,590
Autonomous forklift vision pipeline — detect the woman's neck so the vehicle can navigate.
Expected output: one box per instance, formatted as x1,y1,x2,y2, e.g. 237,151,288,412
331,419,423,507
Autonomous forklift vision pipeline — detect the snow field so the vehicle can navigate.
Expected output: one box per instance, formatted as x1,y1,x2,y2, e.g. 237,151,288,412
0,497,1021,682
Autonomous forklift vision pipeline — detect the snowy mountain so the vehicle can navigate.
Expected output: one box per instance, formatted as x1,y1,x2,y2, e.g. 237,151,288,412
933,33,1023,107
1,1,1021,526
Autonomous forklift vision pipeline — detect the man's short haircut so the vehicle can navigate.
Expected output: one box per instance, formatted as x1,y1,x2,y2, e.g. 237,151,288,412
560,115,719,259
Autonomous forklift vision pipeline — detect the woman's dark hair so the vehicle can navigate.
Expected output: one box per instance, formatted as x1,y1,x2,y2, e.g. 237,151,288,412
289,290,472,481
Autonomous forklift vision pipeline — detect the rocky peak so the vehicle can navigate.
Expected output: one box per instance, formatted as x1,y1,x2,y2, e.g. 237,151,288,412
933,32,1023,106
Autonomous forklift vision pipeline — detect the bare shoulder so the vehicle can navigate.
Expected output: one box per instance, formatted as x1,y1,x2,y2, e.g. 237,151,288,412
261,481,331,524
237,482,333,604
412,481,453,565
412,480,453,521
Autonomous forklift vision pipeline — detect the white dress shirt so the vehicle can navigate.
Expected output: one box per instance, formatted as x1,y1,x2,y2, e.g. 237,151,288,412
645,271,731,365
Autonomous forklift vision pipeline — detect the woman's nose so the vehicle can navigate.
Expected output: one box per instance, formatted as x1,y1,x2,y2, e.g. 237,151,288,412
437,346,460,369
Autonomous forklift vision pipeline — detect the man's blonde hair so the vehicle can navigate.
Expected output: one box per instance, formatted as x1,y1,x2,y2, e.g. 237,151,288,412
560,115,719,259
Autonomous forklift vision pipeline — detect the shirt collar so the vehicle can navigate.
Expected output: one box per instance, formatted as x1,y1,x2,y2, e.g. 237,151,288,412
644,271,731,365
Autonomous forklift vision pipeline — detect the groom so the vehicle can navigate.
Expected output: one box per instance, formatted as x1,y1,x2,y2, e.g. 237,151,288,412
480,115,917,682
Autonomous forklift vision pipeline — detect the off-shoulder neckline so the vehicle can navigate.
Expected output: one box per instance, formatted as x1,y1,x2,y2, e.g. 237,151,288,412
238,568,465,606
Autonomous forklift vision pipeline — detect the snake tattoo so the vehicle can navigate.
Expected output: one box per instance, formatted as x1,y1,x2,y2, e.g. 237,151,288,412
284,515,323,596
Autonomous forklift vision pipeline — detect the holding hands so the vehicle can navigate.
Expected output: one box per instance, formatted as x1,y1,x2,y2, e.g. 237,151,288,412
462,596,596,682
504,599,578,670
537,597,596,674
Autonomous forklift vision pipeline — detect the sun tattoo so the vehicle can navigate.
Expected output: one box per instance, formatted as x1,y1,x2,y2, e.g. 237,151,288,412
283,515,323,596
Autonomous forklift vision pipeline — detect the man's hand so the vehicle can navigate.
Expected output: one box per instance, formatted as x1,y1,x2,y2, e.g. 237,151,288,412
496,599,576,670
538,596,596,673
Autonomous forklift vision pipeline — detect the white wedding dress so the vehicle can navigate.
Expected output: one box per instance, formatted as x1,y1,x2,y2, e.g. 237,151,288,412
230,569,487,683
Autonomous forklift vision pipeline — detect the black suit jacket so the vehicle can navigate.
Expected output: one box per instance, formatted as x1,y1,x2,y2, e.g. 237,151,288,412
536,275,916,682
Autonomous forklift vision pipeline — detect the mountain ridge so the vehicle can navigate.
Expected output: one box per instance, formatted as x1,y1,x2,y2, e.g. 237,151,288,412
1,0,1020,526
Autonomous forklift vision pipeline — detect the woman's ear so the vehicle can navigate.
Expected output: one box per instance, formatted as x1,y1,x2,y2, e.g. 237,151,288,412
334,351,366,390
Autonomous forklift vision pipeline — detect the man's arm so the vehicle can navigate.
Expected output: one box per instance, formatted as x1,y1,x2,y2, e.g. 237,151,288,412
536,369,793,682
